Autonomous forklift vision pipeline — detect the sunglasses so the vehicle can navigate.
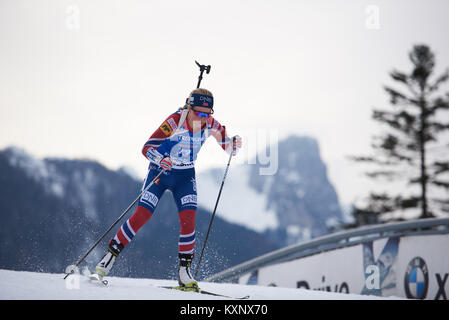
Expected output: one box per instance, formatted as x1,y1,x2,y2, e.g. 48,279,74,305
193,108,213,118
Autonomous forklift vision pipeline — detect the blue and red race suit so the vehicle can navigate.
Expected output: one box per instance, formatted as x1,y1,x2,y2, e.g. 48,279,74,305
112,109,230,255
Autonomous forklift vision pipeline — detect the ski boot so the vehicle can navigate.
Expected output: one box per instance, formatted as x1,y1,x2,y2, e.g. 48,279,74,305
177,253,198,291
90,239,123,284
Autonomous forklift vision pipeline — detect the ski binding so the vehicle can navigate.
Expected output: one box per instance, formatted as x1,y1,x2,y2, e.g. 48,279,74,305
158,285,250,300
89,273,108,286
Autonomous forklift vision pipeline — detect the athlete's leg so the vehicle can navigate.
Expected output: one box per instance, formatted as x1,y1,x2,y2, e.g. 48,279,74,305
171,168,198,287
172,169,198,255
112,166,166,249
94,166,166,278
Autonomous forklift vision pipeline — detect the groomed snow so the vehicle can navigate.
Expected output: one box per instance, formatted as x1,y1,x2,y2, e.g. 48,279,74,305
0,269,401,300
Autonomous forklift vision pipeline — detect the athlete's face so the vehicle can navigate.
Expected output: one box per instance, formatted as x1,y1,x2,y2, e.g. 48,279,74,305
190,107,212,123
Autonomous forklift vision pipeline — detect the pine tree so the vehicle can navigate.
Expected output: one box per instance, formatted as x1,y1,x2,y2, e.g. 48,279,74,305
351,44,449,222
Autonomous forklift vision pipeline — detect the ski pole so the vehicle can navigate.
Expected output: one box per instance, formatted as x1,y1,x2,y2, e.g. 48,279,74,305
63,168,166,279
194,140,235,278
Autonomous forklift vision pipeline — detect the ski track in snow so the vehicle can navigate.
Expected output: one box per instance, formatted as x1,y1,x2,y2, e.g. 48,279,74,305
0,269,402,300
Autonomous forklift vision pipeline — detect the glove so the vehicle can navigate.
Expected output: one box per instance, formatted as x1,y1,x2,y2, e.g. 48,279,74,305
158,156,173,171
146,148,173,171
227,135,242,156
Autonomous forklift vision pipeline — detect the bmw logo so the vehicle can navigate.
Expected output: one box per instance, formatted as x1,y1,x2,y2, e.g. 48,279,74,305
404,257,429,299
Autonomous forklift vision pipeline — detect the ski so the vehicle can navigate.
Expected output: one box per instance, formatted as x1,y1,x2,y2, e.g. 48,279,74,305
88,273,109,286
157,285,250,300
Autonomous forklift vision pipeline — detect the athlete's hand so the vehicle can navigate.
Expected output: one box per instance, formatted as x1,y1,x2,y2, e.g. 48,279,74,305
230,135,242,156
159,156,173,171
146,148,173,170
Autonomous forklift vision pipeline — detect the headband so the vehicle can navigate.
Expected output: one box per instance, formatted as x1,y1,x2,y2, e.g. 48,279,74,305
189,93,214,109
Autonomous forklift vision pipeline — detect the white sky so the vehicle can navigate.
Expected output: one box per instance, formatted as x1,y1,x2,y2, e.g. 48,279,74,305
1,0,448,207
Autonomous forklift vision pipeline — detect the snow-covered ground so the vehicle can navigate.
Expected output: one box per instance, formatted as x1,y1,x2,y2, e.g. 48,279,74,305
0,269,401,300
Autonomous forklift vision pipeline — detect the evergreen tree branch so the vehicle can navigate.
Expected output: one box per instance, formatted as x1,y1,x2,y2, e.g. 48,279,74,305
372,109,418,135
428,68,449,93
384,86,420,107
430,179,449,190
432,161,449,175
429,95,449,113
371,133,416,163
390,70,415,96
431,198,449,213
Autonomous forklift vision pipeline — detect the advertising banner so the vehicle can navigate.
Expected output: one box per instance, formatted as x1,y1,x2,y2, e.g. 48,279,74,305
239,234,448,299
397,235,449,300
